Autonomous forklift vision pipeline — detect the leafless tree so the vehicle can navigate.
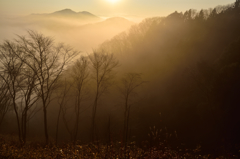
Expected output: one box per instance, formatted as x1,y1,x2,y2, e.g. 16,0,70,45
0,40,42,144
18,63,40,144
88,50,118,141
55,77,73,144
70,56,89,142
119,73,145,147
55,57,89,143
0,41,24,142
14,30,79,144
0,78,11,128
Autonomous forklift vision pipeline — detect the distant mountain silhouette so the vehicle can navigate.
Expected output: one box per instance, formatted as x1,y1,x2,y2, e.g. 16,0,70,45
50,9,99,19
79,11,97,17
93,17,134,28
51,9,76,15
30,9,101,23
0,10,135,52
104,17,132,24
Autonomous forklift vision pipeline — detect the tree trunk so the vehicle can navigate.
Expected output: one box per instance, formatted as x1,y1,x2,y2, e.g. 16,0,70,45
126,107,131,145
91,96,98,142
124,94,129,146
55,106,61,144
43,106,49,145
23,109,27,144
74,94,81,143
13,102,22,143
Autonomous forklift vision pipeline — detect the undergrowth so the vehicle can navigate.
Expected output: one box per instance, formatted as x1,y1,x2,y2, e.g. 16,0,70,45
0,134,238,159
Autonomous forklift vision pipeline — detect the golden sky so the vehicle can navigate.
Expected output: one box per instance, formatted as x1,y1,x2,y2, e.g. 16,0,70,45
0,0,235,18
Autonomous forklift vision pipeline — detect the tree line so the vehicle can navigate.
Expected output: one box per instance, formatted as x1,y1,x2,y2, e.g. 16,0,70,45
0,31,145,147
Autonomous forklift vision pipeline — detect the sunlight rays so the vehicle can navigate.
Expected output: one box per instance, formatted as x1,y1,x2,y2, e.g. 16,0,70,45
106,0,120,4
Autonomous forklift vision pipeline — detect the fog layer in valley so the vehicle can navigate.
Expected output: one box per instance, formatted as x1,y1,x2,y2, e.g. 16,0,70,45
0,9,135,52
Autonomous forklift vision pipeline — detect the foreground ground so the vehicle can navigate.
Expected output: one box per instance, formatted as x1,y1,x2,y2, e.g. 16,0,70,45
0,135,239,159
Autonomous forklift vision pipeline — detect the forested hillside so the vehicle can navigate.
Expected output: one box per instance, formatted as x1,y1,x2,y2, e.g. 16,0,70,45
98,1,240,152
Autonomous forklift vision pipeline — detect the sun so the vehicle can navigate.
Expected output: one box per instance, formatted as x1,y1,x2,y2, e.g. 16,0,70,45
106,0,120,4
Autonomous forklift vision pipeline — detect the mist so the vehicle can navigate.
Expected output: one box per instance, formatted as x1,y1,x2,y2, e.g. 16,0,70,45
0,9,135,52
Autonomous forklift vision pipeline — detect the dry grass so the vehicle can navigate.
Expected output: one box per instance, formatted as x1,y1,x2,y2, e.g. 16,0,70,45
0,134,238,159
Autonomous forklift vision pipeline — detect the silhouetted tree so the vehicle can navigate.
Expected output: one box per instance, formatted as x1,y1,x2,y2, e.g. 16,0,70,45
14,30,79,144
89,50,118,141
18,63,39,144
55,78,72,144
70,56,89,142
209,8,218,19
0,78,11,128
0,41,24,143
0,40,42,144
235,0,240,9
119,73,145,147
196,10,205,21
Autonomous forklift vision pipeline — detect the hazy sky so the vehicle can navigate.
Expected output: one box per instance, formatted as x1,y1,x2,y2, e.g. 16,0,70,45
0,0,234,18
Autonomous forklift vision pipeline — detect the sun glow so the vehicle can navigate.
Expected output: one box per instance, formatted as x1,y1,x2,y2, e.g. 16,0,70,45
106,0,120,4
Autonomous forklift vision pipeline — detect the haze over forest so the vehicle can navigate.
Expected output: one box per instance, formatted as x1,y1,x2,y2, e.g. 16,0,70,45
0,9,134,52
0,0,240,158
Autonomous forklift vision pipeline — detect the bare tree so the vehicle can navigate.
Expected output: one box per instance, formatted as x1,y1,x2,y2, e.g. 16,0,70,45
0,41,24,142
88,50,118,141
14,30,79,144
18,65,39,144
55,77,73,144
0,40,42,144
55,57,89,143
119,73,145,147
70,56,89,142
0,78,11,128
61,93,74,140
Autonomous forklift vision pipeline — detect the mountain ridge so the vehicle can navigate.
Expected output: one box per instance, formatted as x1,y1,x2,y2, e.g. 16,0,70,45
29,9,101,23
51,8,76,15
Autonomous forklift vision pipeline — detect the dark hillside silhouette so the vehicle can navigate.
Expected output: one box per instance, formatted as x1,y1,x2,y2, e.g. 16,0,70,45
98,0,240,153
